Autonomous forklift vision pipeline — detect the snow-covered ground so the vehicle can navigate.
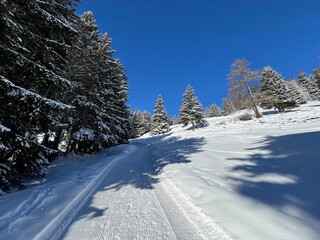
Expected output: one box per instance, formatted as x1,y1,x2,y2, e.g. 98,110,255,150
0,102,320,239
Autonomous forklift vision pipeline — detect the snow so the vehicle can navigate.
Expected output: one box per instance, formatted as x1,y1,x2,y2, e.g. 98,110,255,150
0,124,11,133
1,76,72,110
143,101,320,240
0,102,320,239
73,128,95,141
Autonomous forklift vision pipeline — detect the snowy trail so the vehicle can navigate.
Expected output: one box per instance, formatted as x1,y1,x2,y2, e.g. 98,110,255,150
0,142,231,240
34,145,137,240
64,143,231,240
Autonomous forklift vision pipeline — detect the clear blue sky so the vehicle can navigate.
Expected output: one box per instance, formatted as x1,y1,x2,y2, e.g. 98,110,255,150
76,0,320,117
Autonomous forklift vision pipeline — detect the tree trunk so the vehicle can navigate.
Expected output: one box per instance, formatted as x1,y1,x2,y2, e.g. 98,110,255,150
246,82,262,118
42,132,50,146
52,128,63,150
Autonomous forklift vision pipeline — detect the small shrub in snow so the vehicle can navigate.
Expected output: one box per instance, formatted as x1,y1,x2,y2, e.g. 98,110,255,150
239,113,253,121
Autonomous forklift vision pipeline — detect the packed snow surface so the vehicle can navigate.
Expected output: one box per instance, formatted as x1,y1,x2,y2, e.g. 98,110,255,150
1,102,320,239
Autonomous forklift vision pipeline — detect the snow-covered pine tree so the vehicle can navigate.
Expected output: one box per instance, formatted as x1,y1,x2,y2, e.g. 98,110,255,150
142,110,152,133
298,70,320,101
313,68,320,90
0,0,78,188
131,110,152,137
132,110,146,138
204,104,222,118
105,59,131,144
66,12,130,153
178,85,205,129
151,95,170,135
260,66,297,112
222,98,235,115
66,11,110,153
286,78,308,104
171,115,179,125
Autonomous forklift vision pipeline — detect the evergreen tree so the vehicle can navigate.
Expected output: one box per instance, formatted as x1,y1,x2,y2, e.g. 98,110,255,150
260,66,298,112
151,95,170,135
171,115,179,125
228,58,262,118
222,98,235,115
0,5,131,190
312,68,320,90
0,0,78,189
286,78,308,104
132,110,148,137
298,70,320,101
66,12,130,153
178,85,205,129
204,104,222,118
142,111,152,133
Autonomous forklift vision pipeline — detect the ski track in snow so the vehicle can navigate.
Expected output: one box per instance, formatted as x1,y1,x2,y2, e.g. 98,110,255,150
35,146,137,240
0,141,231,239
64,144,231,240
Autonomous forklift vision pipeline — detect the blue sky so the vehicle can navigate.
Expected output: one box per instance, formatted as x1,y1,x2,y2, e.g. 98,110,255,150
76,0,320,117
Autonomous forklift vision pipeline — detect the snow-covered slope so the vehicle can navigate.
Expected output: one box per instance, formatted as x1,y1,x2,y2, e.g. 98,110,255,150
0,102,319,240
144,101,320,240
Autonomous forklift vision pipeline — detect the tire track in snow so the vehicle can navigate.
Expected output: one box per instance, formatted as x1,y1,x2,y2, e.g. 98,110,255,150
33,145,137,240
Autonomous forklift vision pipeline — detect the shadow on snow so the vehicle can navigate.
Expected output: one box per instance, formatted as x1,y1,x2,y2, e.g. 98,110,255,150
60,132,205,237
227,131,320,225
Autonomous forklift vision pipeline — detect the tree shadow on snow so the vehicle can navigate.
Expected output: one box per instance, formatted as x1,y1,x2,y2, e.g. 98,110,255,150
60,132,205,238
227,131,320,226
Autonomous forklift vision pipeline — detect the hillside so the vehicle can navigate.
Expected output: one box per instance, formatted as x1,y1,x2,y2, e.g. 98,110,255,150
141,101,320,239
0,102,320,240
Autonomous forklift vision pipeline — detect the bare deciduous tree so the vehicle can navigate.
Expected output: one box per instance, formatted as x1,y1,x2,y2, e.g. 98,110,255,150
227,58,262,118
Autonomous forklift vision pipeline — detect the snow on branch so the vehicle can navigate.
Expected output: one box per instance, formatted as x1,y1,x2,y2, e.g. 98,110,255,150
0,76,73,110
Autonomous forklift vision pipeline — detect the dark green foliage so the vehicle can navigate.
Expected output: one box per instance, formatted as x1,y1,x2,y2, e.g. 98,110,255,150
299,70,320,101
260,66,299,112
179,85,205,129
0,4,130,191
204,104,222,118
151,95,170,135
132,110,151,138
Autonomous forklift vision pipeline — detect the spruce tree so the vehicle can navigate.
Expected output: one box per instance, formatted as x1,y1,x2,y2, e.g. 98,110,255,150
178,85,205,129
222,98,235,115
66,12,130,153
132,110,146,137
286,79,308,104
151,95,170,135
260,66,298,112
298,70,320,101
0,0,78,188
312,68,320,90
171,115,179,125
142,111,152,133
204,104,222,118
0,4,131,190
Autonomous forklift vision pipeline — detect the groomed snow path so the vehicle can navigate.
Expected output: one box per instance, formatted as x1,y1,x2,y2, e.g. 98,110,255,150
0,143,230,240
64,143,230,240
